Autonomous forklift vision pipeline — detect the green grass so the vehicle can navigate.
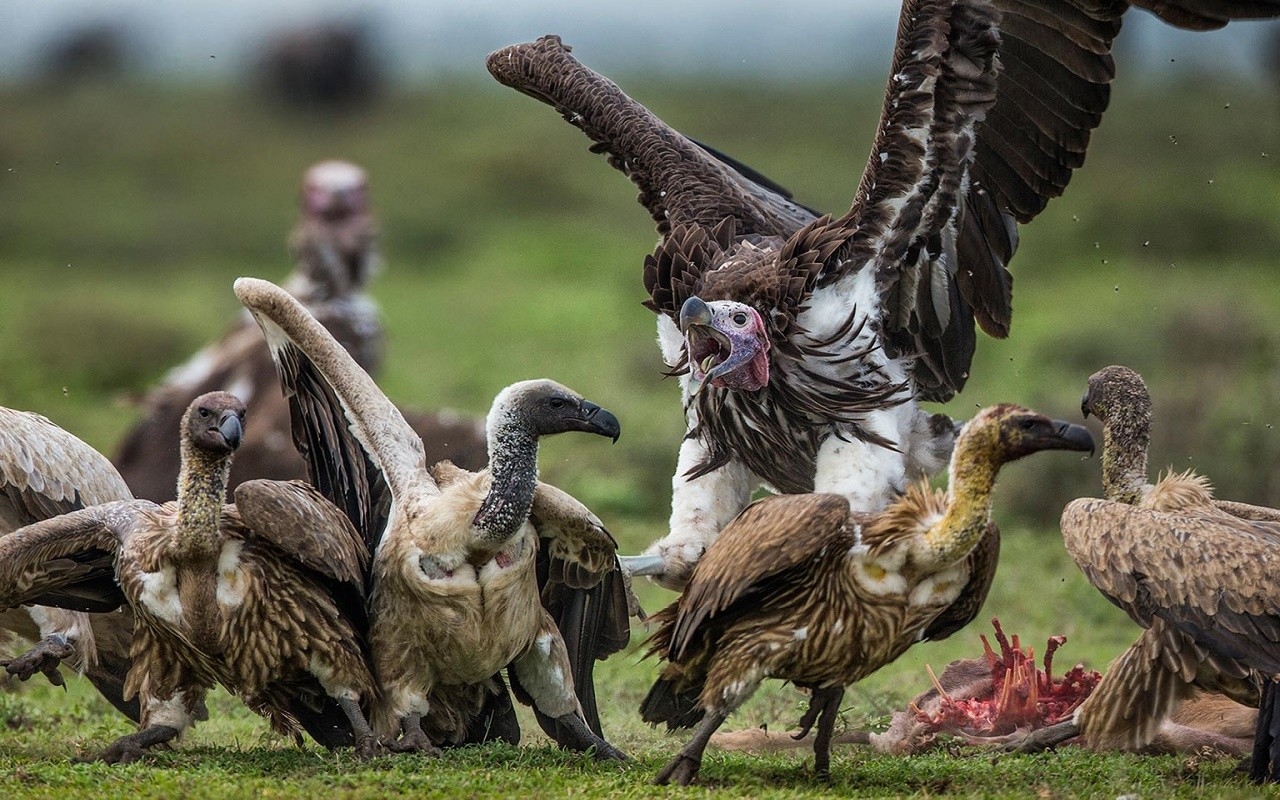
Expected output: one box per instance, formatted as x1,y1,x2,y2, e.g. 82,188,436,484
1,74,1279,796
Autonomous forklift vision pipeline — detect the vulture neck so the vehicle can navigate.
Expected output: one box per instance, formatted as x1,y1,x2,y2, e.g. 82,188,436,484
473,417,539,544
174,444,230,563
920,427,1000,568
1101,407,1150,505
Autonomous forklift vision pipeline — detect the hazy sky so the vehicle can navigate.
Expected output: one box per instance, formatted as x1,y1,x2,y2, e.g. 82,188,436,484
3,0,1276,82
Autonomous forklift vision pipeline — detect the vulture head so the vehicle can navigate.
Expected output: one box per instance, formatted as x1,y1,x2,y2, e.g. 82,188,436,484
300,160,369,222
680,296,770,395
1080,365,1152,429
182,391,246,456
960,404,1095,466
488,379,621,442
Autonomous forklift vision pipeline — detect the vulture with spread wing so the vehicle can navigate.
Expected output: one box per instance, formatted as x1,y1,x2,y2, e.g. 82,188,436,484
235,277,632,758
487,1,1280,588
114,160,487,503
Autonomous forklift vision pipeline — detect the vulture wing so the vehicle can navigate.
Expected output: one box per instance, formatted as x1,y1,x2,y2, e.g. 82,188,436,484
0,500,154,613
1213,499,1280,524
485,35,819,243
1061,498,1280,676
235,277,435,556
666,493,852,660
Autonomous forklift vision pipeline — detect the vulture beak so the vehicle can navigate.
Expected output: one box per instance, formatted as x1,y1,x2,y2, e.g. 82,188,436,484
679,296,714,331
217,412,244,451
1080,391,1091,420
579,401,621,443
680,296,770,396
1051,419,1095,455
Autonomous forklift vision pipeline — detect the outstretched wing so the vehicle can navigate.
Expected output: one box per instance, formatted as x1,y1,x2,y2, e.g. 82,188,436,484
1061,498,1280,676
486,35,819,241
0,500,153,613
235,277,434,556
665,493,852,660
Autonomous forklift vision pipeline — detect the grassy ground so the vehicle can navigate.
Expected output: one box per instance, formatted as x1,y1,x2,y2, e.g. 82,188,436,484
0,71,1278,797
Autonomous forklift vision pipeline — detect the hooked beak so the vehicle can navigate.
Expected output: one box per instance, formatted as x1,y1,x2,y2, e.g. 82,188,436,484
1051,419,1095,455
217,412,243,451
679,296,713,332
1080,391,1091,420
580,401,621,443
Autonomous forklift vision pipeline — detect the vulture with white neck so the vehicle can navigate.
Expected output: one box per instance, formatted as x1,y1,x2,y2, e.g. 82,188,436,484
0,392,381,762
487,0,1280,588
113,159,487,504
236,277,631,758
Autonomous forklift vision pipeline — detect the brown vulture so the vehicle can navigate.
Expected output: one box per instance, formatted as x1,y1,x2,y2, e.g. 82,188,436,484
113,159,487,504
0,393,380,762
639,404,1094,784
487,1,1280,589
235,277,631,758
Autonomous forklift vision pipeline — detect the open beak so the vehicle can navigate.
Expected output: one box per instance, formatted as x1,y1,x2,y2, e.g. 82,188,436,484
218,412,244,451
681,296,767,396
1051,419,1094,455
580,401,621,443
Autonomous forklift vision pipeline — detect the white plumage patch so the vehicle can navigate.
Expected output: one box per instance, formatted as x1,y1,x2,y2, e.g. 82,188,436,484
652,436,754,574
146,692,193,732
813,432,906,514
138,566,184,624
655,315,684,368
215,540,247,609
908,563,967,608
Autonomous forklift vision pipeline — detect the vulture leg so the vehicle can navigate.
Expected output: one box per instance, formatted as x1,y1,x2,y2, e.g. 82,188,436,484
1250,679,1280,783
1,634,76,686
87,725,181,764
801,687,844,781
655,708,731,786
336,696,382,759
1007,719,1080,753
548,711,626,761
384,714,442,756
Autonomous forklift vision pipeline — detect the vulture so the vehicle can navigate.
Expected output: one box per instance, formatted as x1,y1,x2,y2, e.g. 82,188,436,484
235,277,630,759
114,159,487,503
1013,365,1280,783
487,1,1280,588
640,404,1095,785
0,407,139,721
0,392,380,762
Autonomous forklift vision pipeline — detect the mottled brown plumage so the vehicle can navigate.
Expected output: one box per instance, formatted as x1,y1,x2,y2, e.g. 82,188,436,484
640,404,1094,785
1020,365,1280,782
236,277,631,758
113,160,486,504
0,392,378,762
487,1,1279,590
0,406,141,721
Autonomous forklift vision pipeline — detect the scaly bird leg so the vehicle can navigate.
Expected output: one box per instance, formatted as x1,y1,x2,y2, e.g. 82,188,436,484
384,714,442,756
84,725,181,764
550,712,626,761
1,635,77,687
811,687,845,781
656,707,731,786
1005,719,1080,753
336,696,382,759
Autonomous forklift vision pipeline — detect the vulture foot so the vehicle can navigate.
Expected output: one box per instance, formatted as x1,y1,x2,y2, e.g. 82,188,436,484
654,752,702,786
1004,720,1079,753
85,725,180,764
383,715,442,757
353,734,384,760
552,712,626,761
1,636,76,687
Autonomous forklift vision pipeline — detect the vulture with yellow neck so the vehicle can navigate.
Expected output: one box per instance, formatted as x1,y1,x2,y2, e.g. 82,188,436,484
487,1,1280,589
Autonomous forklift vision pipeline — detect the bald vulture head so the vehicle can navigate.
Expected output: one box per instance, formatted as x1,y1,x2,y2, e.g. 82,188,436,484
300,160,369,222
956,403,1094,466
182,392,246,456
486,379,620,443
1081,365,1152,429
680,296,770,395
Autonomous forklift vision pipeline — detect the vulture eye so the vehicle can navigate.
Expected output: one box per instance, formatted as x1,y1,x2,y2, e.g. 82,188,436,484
1018,418,1036,431
731,312,749,327
198,408,211,419
548,398,566,410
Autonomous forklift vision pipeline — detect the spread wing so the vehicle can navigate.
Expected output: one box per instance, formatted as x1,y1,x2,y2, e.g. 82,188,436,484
486,35,819,241
922,522,1000,641
232,479,369,593
236,277,434,557
666,493,852,660
1214,499,1280,523
0,500,155,613
1061,498,1280,676
0,408,133,527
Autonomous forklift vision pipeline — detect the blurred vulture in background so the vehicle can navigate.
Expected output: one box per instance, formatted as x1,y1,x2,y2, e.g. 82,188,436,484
114,160,487,503
488,0,1280,590
0,407,139,721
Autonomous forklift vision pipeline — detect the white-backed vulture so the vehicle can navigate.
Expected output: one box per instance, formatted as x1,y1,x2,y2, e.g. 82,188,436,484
0,392,379,762
235,277,630,759
113,159,487,504
487,1,1280,589
0,407,139,720
1014,365,1280,783
639,404,1095,785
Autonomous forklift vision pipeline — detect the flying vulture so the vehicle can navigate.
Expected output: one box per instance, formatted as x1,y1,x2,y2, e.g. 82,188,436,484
236,277,631,758
640,404,1094,784
0,393,380,762
487,1,1280,588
